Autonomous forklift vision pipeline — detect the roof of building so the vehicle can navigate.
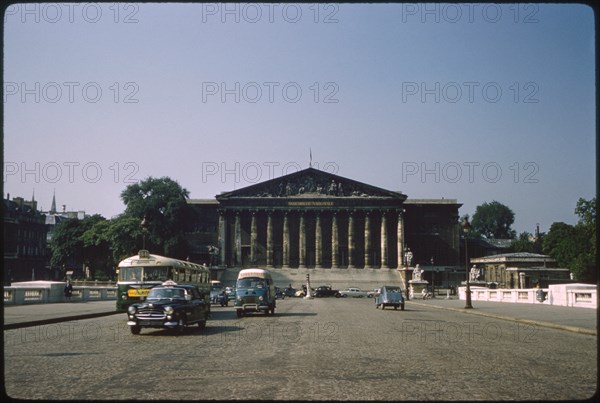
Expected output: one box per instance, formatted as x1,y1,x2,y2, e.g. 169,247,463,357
471,252,556,264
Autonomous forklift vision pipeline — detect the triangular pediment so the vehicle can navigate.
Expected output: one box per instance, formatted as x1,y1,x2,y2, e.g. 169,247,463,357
216,167,406,200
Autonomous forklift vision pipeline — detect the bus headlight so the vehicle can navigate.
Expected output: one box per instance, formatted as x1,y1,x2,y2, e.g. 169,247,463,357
259,296,264,301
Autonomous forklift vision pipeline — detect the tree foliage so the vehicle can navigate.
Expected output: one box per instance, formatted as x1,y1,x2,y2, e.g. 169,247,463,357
50,214,106,269
471,201,516,239
49,177,194,279
543,197,596,283
120,176,192,258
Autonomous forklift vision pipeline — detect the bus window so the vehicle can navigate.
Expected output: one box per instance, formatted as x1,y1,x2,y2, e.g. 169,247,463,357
120,267,142,281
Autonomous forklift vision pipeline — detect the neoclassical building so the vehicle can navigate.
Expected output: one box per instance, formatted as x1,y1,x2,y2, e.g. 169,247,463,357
187,167,462,277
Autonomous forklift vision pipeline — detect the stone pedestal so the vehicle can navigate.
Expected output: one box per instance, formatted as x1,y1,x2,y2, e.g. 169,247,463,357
409,280,429,299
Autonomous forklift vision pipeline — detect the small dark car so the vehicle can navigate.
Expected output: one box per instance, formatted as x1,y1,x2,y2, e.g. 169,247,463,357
313,285,341,298
275,287,285,299
283,287,297,297
375,285,405,310
127,281,209,334
210,284,225,304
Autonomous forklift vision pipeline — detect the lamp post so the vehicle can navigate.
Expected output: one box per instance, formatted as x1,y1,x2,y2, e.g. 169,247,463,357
462,217,473,309
430,256,435,298
404,247,413,301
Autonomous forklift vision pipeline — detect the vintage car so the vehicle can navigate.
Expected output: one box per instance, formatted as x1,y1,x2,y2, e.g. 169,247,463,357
312,285,341,298
126,281,209,334
375,285,405,310
210,283,225,304
339,287,374,298
225,286,236,301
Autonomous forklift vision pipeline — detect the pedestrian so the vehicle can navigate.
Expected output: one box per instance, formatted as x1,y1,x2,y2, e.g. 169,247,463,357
64,280,73,302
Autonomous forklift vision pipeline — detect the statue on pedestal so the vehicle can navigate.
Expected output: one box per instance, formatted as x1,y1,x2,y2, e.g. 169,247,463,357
412,264,423,281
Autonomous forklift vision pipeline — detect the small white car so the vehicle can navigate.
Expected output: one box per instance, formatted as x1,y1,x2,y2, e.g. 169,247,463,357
339,287,374,298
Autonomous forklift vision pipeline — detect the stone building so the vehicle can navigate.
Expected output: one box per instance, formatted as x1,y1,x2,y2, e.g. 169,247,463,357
471,252,571,289
186,167,462,286
3,194,48,283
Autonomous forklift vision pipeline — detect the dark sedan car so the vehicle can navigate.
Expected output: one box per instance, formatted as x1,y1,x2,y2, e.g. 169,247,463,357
126,281,209,334
312,285,341,298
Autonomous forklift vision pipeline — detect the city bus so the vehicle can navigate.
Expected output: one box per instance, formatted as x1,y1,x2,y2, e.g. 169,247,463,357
115,250,211,312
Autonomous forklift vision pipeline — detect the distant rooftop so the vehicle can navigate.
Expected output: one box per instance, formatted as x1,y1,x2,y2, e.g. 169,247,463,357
405,198,460,205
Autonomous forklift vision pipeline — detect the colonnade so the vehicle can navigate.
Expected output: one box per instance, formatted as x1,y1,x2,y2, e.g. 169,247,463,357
217,209,405,269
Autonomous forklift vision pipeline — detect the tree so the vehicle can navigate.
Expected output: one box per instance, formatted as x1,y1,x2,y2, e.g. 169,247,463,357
471,201,516,239
543,197,596,283
50,214,106,276
510,231,535,253
120,177,192,258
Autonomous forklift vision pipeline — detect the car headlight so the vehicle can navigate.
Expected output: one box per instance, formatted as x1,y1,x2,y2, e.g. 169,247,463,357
164,306,174,315
127,306,137,314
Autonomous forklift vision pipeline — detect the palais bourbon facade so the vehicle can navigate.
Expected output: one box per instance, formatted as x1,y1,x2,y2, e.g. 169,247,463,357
188,168,462,272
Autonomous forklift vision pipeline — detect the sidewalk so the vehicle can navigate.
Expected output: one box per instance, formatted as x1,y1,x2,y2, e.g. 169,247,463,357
3,298,597,335
3,300,119,330
408,296,597,335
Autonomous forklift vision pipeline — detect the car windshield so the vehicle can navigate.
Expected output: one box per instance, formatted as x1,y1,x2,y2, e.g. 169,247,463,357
147,287,186,300
386,288,400,293
237,277,266,289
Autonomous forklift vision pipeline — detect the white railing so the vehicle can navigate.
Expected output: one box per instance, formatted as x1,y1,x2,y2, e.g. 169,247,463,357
4,281,117,305
458,283,597,309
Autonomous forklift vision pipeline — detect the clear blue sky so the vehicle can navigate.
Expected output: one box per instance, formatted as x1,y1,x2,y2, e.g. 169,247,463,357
3,3,595,235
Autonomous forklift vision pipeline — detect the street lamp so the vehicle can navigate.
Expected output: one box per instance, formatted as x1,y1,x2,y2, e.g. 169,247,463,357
462,217,473,309
430,256,435,298
404,247,413,301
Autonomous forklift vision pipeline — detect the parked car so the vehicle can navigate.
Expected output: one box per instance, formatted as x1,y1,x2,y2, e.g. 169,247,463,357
312,285,341,298
275,287,285,299
126,280,209,334
283,286,297,297
210,284,225,304
225,286,236,301
374,285,405,310
339,287,374,298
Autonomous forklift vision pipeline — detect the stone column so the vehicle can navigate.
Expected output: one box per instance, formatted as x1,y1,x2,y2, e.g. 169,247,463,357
234,211,241,266
364,211,372,268
397,210,404,268
380,212,388,268
250,211,258,264
282,212,290,268
348,211,356,269
299,212,307,268
218,210,226,267
266,211,274,268
315,212,322,268
331,212,339,268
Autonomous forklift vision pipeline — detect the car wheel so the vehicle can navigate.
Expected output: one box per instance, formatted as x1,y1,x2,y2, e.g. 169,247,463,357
401,303,405,311
368,294,373,298
198,320,206,330
394,306,398,310
270,306,275,315
381,305,385,310
130,325,141,335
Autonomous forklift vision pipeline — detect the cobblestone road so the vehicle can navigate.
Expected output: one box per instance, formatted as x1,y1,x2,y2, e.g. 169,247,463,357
4,297,597,400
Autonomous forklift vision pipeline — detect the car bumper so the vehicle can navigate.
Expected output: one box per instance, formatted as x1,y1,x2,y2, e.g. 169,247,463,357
236,303,269,312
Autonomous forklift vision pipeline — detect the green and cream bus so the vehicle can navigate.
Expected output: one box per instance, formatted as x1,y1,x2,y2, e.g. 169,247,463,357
115,250,211,312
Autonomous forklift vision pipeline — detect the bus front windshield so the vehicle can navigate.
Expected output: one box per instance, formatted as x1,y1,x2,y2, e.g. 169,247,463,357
119,266,170,282
237,277,266,289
